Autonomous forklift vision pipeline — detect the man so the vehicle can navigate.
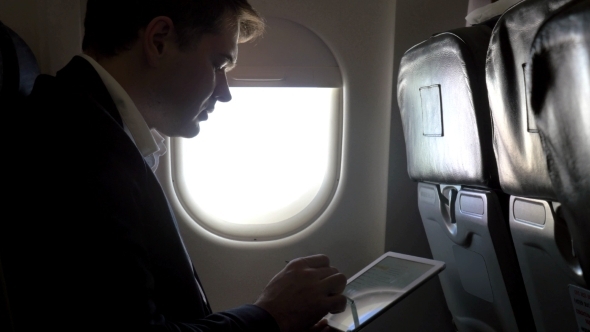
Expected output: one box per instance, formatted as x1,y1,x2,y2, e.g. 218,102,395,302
2,0,346,331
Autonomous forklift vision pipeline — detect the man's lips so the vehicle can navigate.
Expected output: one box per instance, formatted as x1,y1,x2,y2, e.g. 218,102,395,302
197,108,213,121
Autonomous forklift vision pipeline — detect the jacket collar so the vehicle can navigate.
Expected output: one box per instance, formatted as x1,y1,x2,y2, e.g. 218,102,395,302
56,55,123,127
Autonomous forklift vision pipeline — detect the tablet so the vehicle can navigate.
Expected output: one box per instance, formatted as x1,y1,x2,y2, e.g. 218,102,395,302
326,252,445,332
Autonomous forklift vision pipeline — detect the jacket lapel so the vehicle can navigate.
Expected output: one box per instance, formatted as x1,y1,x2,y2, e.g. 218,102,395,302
55,55,211,316
56,55,123,128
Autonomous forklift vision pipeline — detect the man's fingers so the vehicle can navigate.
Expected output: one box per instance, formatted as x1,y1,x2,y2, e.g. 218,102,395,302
320,272,347,295
313,318,328,328
314,266,340,280
259,254,345,332
300,254,330,268
317,318,328,325
307,318,331,332
325,294,347,314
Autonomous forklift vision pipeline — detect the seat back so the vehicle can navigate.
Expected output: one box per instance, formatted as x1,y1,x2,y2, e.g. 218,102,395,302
0,21,39,101
398,28,495,188
0,20,40,332
398,23,534,331
529,0,589,287
0,259,12,332
486,0,573,199
486,0,586,331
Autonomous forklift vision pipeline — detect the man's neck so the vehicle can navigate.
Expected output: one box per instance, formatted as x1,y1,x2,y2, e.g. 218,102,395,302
84,50,155,129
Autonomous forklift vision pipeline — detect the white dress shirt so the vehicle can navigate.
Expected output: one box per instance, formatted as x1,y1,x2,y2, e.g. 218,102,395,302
79,54,167,171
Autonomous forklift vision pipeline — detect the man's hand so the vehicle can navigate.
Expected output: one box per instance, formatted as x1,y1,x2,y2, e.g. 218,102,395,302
254,255,347,332
307,318,338,332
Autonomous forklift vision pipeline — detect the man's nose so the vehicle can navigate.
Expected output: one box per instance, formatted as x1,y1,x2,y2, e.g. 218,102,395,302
215,72,232,103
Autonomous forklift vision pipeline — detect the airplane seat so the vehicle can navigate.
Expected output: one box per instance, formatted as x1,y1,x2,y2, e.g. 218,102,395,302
0,20,40,332
0,21,40,102
397,21,535,331
528,0,590,307
528,0,590,283
485,0,585,331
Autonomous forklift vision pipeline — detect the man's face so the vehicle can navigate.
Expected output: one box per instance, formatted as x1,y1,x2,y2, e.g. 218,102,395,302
149,21,239,138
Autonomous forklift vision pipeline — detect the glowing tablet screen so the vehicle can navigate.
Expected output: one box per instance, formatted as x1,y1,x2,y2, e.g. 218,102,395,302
327,255,441,331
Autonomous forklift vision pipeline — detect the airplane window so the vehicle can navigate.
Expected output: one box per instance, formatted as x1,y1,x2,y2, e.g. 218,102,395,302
172,87,341,240
170,17,342,241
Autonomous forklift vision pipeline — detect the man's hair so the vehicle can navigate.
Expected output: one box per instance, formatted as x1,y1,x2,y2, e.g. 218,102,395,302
82,0,264,58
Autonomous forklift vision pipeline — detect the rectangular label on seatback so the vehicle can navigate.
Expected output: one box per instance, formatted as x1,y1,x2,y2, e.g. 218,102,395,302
420,85,443,137
569,284,590,331
513,198,546,226
459,194,484,215
419,186,436,205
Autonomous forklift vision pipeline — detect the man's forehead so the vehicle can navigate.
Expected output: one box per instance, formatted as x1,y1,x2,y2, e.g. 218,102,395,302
206,27,239,61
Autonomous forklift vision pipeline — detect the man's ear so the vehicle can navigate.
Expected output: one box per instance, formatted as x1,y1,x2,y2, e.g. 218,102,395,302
142,16,177,67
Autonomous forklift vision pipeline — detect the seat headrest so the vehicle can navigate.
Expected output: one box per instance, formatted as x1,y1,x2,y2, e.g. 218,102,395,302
529,0,590,283
0,21,40,99
486,0,574,200
398,25,497,187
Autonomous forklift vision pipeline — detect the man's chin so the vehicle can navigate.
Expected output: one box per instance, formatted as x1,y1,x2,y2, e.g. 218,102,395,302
180,124,200,138
156,123,200,139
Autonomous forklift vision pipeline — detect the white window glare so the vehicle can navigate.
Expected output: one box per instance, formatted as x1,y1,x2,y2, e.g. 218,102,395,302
174,87,340,238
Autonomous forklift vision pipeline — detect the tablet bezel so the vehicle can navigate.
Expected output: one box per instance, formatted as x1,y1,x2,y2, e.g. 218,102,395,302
326,251,445,332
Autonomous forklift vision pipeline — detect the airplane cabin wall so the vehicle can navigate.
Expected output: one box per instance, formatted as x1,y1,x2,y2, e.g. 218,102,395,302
0,0,83,75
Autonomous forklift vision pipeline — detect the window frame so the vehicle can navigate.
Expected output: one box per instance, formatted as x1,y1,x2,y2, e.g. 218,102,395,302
170,87,343,241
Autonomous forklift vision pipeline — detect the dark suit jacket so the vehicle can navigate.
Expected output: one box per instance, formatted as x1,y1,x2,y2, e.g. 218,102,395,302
1,56,279,331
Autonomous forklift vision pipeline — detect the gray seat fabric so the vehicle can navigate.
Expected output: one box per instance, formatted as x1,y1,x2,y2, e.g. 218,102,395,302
529,0,589,286
0,20,39,332
398,24,534,332
398,26,496,188
0,21,39,100
486,0,586,331
486,0,573,200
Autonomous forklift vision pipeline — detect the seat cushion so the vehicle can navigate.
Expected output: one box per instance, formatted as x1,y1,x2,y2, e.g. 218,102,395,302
529,0,590,285
486,0,573,200
398,25,496,187
0,21,39,99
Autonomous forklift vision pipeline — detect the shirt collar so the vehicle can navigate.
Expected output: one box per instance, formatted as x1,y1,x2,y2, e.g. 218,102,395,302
79,54,159,158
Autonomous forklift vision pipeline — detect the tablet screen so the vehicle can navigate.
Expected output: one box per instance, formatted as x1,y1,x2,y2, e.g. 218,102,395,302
327,255,439,331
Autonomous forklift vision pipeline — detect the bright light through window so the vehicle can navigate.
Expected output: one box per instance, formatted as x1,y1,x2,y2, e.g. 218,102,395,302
174,87,340,232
